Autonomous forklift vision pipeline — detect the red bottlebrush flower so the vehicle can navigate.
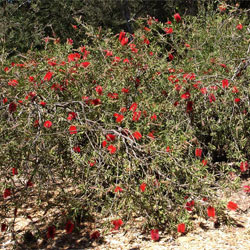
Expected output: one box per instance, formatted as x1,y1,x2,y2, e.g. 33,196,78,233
80,62,90,68
65,220,74,234
108,145,116,154
144,27,151,32
104,50,113,57
132,111,141,122
168,53,174,61
207,206,215,217
129,102,138,112
185,200,195,211
69,125,77,134
133,131,142,141
220,63,227,68
113,113,124,123
148,131,155,139
43,71,53,81
174,13,181,22
202,159,208,166
243,185,250,193
121,88,129,93
4,67,9,72
67,112,77,121
27,180,33,187
12,168,18,175
123,58,130,63
89,160,96,167
151,114,157,121
34,120,39,127
114,186,123,193
3,97,8,104
102,140,107,148
222,79,229,88
186,101,193,112
185,43,190,48
181,92,191,99
39,101,46,107
9,102,17,113
3,188,11,199
95,85,103,95
91,98,101,105
227,201,238,211
143,37,150,45
177,223,185,233
106,134,116,141
234,98,240,103
1,223,7,232
119,31,126,41
209,93,216,103
200,88,207,95
47,225,56,239
166,146,171,152
8,79,18,86
44,120,52,128
150,229,159,241
175,84,182,91
73,146,80,153
236,24,243,30
108,92,119,99
240,161,248,172
112,219,123,230
195,148,202,157
165,27,173,34
120,107,127,113
90,230,100,240
121,37,128,46
140,183,147,192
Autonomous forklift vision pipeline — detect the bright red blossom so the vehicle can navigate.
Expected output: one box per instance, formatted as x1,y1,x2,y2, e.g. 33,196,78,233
44,120,52,128
227,201,238,211
108,145,116,154
106,134,116,141
67,112,77,121
240,161,248,172
150,229,159,241
69,125,77,134
207,206,215,217
177,223,185,233
44,71,53,81
140,183,147,192
112,219,123,230
174,13,181,22
195,148,202,157
133,131,142,140
114,186,123,192
222,79,229,88
236,24,243,30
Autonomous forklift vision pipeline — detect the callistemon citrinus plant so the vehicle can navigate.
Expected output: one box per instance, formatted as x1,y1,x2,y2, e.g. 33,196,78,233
0,3,249,244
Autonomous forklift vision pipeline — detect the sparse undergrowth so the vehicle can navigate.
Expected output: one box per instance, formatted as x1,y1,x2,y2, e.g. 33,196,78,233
0,2,249,246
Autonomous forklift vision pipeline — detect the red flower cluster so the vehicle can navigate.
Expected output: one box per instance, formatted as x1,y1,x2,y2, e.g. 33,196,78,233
112,219,123,230
150,229,159,241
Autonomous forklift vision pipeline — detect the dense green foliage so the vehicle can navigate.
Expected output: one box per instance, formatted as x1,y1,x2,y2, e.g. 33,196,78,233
0,1,249,246
1,0,250,56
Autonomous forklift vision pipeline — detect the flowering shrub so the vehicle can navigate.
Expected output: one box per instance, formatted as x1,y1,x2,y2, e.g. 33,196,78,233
0,3,249,244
